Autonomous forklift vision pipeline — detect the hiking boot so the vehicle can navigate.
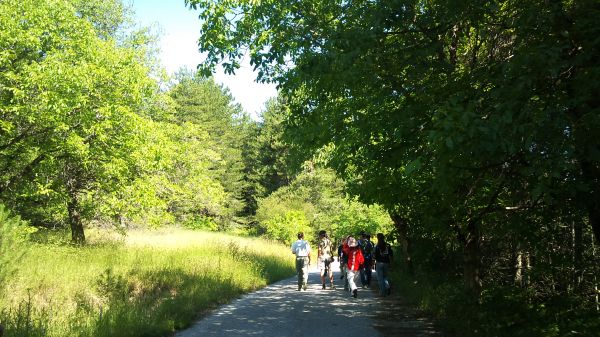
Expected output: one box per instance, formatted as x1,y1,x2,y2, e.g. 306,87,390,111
352,289,358,298
322,283,326,290
330,284,336,290
302,283,307,291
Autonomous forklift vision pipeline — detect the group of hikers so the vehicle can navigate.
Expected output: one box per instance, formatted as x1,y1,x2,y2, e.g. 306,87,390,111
290,230,393,298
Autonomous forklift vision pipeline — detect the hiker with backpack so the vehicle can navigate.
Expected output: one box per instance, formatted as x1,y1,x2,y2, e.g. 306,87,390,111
291,232,311,291
342,235,364,298
317,230,335,290
337,238,349,291
358,232,374,289
374,233,394,297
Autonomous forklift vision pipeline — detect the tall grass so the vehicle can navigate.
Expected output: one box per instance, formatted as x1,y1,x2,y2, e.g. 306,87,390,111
0,228,295,337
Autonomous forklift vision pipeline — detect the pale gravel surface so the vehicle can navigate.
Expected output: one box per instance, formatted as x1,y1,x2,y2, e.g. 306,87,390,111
175,262,442,337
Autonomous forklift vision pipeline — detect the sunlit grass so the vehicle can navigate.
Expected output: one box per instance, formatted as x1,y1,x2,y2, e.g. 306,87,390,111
0,228,295,337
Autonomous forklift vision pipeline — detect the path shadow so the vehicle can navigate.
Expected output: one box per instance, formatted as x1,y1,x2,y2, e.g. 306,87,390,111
176,263,443,337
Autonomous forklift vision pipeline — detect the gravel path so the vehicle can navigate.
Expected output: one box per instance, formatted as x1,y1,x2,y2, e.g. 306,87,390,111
175,262,442,337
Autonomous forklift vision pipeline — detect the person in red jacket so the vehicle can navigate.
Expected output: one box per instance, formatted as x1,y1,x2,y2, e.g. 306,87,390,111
342,235,364,298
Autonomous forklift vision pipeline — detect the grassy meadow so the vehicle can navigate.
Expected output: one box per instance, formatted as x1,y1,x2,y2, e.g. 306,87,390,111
0,228,295,337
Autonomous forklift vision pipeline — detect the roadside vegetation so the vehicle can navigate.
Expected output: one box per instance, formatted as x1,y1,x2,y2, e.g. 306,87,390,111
389,236,600,337
0,226,294,337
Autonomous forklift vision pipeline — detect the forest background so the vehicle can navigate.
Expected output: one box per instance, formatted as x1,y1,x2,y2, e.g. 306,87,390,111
1,0,599,336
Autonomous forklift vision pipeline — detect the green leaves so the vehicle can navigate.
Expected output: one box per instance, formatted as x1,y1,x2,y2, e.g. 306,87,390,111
263,210,311,245
190,0,600,310
166,70,252,228
404,158,422,176
256,166,392,244
0,0,156,240
1,0,270,239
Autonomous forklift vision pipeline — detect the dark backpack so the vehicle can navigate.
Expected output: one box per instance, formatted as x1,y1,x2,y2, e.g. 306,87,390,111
338,244,348,263
361,240,374,259
376,244,392,262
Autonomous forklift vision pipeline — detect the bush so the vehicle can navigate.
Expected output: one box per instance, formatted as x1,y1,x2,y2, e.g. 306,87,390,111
263,211,312,245
182,215,218,231
390,243,600,337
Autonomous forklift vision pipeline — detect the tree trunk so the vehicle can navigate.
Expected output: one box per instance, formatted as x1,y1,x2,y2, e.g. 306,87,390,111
573,219,584,290
514,244,523,287
524,250,531,288
390,213,414,274
462,221,482,301
581,161,600,246
65,162,86,245
588,202,600,247
593,233,599,312
67,193,85,244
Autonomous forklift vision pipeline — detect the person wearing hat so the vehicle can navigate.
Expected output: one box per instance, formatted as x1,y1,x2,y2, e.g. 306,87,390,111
342,235,364,298
291,232,311,291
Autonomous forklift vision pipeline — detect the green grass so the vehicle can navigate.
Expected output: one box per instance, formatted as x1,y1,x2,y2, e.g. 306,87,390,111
0,228,295,337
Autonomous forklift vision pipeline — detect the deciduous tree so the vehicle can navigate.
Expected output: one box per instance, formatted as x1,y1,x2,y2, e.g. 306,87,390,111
0,0,155,243
187,0,600,301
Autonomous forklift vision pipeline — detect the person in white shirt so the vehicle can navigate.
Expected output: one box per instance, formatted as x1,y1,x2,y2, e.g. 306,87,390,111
291,232,311,291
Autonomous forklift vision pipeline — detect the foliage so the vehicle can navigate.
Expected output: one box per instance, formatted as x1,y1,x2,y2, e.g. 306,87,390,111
0,0,258,242
239,98,296,216
333,200,392,241
71,0,134,41
0,0,156,243
262,210,311,245
391,241,600,337
167,70,253,229
256,166,392,244
252,98,297,195
188,0,600,334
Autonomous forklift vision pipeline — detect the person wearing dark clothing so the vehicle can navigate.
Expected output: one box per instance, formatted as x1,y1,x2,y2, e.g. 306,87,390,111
374,233,393,297
358,232,374,288
338,239,349,290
